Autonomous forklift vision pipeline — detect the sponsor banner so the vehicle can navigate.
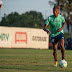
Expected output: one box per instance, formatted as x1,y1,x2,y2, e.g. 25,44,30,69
30,29,49,49
0,26,49,49
0,26,11,48
11,27,31,48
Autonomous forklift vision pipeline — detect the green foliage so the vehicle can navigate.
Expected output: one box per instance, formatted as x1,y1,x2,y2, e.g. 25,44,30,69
0,11,44,28
1,12,20,26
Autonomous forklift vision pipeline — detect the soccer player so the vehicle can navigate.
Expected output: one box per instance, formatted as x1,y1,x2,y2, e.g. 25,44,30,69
43,6,65,66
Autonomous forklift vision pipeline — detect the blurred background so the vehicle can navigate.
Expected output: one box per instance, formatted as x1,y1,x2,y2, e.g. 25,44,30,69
0,0,72,50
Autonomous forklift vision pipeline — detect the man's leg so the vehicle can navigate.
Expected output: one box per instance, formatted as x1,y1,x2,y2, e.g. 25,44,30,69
59,39,65,60
53,43,58,66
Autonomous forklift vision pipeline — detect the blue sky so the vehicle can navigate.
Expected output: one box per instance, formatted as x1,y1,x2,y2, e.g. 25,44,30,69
1,0,54,19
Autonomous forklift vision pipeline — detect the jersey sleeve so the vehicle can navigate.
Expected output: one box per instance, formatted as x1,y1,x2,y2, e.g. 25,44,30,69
45,17,50,25
61,16,65,23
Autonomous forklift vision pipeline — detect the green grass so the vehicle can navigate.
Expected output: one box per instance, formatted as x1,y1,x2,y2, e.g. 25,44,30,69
0,49,72,72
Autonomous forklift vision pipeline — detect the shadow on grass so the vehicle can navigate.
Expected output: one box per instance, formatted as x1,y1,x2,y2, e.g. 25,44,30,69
0,65,58,71
0,64,69,72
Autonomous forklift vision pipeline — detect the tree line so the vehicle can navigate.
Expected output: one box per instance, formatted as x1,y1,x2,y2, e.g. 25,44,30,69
0,11,44,28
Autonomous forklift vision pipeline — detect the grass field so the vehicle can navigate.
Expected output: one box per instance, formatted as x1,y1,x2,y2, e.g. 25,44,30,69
0,48,72,72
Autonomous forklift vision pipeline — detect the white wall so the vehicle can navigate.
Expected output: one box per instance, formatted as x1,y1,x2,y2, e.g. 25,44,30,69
0,26,12,48
0,26,49,49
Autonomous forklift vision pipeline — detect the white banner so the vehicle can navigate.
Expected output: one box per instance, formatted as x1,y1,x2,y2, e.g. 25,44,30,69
0,26,12,48
0,26,49,49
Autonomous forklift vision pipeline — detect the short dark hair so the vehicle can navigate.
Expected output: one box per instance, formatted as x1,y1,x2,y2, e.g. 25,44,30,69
53,6,59,9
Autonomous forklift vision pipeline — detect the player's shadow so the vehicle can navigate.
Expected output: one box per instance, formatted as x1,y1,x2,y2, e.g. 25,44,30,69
0,65,56,71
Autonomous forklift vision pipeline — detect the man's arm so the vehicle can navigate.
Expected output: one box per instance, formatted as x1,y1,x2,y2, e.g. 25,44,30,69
58,22,65,33
43,24,51,34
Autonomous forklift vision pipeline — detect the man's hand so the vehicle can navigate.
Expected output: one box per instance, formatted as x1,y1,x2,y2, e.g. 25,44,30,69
47,30,51,35
43,28,51,35
57,27,63,33
43,24,51,35
58,22,65,33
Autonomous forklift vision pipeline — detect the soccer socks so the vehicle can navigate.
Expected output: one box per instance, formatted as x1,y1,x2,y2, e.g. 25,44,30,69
62,56,65,60
55,59,57,61
61,49,65,60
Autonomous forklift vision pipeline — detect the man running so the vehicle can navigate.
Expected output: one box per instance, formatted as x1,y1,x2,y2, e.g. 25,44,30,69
43,6,65,66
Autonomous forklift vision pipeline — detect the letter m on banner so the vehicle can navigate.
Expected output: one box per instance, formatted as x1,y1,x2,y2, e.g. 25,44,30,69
15,32,27,44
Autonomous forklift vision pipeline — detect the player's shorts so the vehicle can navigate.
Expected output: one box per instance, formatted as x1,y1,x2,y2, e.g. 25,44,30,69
51,33,64,44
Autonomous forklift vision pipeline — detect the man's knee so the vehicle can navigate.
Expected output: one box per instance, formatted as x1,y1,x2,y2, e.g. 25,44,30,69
60,39,64,48
60,43,64,48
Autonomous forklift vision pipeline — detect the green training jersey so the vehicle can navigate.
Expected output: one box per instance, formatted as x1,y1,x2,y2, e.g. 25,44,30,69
45,14,65,37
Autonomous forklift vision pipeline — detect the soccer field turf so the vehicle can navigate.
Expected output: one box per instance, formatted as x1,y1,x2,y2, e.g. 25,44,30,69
0,49,72,72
